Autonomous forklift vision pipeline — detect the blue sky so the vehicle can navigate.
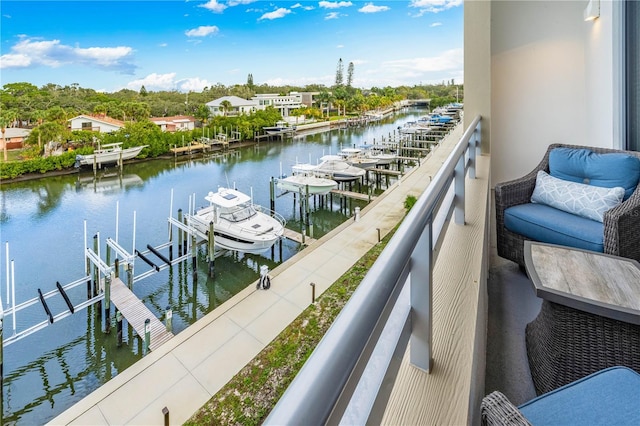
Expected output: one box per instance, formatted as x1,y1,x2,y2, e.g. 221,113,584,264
0,0,463,93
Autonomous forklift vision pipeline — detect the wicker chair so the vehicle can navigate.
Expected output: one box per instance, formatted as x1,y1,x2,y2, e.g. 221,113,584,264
495,143,640,268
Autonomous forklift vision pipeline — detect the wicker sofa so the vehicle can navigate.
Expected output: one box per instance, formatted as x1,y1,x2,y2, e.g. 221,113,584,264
495,143,640,268
481,366,640,425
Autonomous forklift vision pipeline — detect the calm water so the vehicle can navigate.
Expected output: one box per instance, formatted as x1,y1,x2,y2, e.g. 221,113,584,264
0,109,424,424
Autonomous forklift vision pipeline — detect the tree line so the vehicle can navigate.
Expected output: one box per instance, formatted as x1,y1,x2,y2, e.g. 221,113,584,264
0,77,462,179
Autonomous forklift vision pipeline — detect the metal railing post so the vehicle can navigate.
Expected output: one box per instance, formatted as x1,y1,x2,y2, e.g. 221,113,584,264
454,155,466,225
410,217,433,372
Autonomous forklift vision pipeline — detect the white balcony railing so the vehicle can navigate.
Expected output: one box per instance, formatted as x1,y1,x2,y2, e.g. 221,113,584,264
266,115,483,425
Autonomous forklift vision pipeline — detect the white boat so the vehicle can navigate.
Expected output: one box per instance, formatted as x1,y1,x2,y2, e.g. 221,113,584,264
277,164,338,195
263,120,296,136
359,144,397,166
186,187,285,254
314,155,366,182
338,148,380,169
75,143,148,167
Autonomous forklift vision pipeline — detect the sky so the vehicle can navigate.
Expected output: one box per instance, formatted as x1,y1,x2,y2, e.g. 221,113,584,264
0,0,463,93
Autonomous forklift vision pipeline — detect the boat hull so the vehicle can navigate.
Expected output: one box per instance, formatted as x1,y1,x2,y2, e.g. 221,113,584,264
276,175,337,195
75,145,147,167
187,204,285,254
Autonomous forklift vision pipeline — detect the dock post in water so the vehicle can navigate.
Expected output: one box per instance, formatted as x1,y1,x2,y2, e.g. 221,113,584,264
116,310,123,347
270,177,275,213
191,234,197,281
177,209,183,256
104,273,111,334
165,306,172,333
143,318,150,355
208,221,215,278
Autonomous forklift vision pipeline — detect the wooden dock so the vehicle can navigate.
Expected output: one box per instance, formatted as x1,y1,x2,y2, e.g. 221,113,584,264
170,143,208,154
330,188,374,201
110,277,174,351
283,228,317,245
366,168,403,176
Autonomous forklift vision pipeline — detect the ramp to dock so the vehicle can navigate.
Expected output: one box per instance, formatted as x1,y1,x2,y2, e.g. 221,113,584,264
110,278,173,351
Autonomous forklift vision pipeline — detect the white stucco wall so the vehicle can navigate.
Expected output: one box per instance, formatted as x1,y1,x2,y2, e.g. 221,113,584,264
487,0,616,186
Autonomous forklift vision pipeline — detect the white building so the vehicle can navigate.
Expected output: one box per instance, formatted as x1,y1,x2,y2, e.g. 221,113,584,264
251,93,303,117
205,96,260,117
149,116,196,132
68,115,124,133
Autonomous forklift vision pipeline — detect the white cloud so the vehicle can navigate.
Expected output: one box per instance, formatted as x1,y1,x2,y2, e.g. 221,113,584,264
176,77,212,92
199,0,227,13
358,3,390,13
185,26,220,37
430,22,442,27
336,44,344,48
0,38,135,73
228,0,258,6
382,48,462,74
325,12,340,20
127,73,178,91
125,73,211,92
319,1,353,9
410,0,462,14
258,8,291,20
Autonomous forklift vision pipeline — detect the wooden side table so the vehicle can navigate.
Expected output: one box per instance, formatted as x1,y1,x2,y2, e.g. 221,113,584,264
523,241,640,395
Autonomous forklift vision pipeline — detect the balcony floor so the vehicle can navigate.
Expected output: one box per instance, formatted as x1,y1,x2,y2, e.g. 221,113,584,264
485,252,541,406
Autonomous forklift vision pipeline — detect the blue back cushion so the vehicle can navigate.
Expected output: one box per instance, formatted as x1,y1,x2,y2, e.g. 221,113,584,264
549,148,640,199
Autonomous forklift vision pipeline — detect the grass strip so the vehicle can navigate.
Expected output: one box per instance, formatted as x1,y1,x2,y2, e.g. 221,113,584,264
185,225,398,426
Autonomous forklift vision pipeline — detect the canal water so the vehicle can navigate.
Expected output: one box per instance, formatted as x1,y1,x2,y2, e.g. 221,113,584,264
0,109,424,424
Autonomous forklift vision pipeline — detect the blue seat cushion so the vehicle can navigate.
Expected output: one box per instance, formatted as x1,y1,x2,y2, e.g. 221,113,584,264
518,366,640,425
549,148,640,200
504,203,604,252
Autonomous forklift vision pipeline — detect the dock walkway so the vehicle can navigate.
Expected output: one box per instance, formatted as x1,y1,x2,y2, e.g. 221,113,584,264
49,126,462,426
110,278,173,351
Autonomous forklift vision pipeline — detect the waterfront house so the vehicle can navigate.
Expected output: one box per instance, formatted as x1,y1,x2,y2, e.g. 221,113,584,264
267,1,640,424
1,127,30,150
68,114,124,133
205,95,260,117
251,93,303,118
149,115,196,132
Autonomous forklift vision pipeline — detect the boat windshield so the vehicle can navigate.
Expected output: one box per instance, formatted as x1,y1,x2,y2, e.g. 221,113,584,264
219,204,257,222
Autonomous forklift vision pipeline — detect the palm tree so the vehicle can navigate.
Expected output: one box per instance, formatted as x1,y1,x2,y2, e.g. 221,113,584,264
220,100,232,117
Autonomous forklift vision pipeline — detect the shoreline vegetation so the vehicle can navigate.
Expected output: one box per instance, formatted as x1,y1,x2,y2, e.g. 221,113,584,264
0,80,463,181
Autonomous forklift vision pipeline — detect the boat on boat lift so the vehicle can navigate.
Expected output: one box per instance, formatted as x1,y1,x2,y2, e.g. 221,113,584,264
277,163,338,195
313,155,367,182
186,187,286,254
74,142,148,167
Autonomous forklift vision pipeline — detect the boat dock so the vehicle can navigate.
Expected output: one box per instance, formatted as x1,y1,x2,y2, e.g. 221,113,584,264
109,278,174,351
49,124,463,426
169,142,208,155
282,229,316,245
330,188,374,201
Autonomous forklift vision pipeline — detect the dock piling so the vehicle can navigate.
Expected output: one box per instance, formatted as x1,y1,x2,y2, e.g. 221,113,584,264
143,318,150,355
165,306,173,333
208,221,215,278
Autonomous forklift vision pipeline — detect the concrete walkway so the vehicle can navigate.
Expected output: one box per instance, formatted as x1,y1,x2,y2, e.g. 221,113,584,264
49,125,462,426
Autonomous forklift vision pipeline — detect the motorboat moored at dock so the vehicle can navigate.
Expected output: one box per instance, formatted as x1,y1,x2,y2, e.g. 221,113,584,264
186,187,286,254
277,163,338,195
75,142,148,167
